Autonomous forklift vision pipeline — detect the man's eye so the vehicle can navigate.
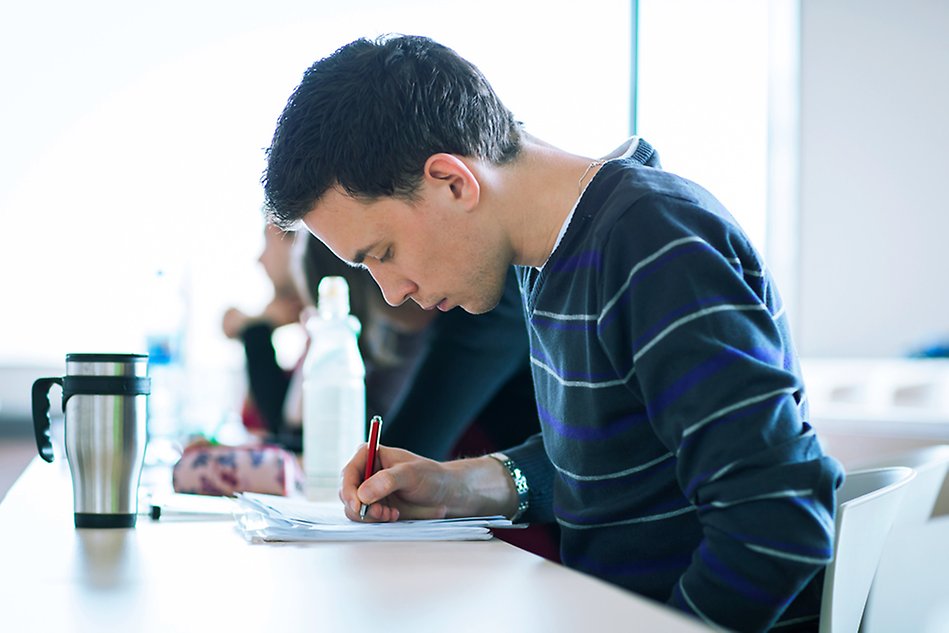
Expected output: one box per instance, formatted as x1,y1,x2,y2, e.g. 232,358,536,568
379,248,393,263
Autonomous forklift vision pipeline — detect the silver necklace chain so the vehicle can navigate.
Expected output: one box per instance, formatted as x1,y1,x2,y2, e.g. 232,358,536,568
578,159,605,195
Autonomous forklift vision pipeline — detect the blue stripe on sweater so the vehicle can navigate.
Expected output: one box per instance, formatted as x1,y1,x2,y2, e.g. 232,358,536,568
530,240,712,331
549,249,601,274
698,541,790,608
645,345,781,419
597,240,717,323
678,392,794,463
626,294,761,351
538,403,648,441
682,408,798,499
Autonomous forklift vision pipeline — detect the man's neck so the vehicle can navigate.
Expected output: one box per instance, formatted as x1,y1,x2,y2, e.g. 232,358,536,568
493,135,604,268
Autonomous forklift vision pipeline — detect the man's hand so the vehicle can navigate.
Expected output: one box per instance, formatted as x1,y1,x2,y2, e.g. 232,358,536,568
339,444,519,522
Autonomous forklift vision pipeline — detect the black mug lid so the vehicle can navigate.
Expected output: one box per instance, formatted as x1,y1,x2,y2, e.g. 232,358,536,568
66,353,148,362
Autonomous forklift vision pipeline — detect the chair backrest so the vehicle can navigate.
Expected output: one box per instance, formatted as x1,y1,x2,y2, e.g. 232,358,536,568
853,444,949,525
853,445,949,633
819,466,915,633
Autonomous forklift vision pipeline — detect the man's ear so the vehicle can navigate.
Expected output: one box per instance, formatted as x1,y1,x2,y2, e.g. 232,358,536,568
423,153,480,210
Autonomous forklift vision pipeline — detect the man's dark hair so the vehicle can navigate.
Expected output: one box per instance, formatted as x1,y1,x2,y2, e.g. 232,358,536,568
263,35,522,229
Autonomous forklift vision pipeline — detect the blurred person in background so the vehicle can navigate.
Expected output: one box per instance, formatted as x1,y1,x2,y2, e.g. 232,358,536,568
221,223,305,443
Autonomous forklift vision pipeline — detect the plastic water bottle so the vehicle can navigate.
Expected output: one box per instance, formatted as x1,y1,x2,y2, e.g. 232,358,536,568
302,276,366,501
144,267,188,465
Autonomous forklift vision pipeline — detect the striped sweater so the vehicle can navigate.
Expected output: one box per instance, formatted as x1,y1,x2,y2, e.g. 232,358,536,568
506,140,843,632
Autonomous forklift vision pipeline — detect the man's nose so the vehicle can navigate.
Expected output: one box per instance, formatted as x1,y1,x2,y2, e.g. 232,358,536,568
366,266,415,307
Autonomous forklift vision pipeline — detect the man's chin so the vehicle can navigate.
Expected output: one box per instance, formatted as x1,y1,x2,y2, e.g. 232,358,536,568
460,297,502,315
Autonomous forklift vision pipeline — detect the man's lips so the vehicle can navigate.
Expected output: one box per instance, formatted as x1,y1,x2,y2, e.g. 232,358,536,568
417,298,445,311
414,295,454,311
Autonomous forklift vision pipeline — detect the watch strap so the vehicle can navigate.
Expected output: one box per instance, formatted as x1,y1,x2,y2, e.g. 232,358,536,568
489,452,529,522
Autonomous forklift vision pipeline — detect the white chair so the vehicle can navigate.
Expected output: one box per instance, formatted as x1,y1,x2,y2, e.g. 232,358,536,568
853,444,949,525
855,446,949,633
860,518,949,633
820,466,915,633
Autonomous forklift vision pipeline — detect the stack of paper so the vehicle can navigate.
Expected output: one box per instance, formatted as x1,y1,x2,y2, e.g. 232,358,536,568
234,492,522,542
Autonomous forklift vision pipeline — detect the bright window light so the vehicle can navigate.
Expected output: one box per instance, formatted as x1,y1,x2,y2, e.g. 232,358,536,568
636,0,771,252
0,1,631,368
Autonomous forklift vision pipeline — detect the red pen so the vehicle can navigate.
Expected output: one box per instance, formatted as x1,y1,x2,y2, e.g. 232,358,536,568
359,415,383,520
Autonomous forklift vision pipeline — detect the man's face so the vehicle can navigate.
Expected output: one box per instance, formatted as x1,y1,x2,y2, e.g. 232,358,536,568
303,185,509,315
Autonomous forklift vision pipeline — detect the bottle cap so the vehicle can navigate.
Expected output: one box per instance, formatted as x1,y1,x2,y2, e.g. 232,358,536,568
317,276,350,318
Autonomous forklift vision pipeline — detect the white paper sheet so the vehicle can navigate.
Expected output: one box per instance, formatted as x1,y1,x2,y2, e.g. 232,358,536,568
235,492,520,542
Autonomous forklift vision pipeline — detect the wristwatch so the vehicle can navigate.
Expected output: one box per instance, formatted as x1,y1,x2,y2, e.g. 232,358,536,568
489,452,529,522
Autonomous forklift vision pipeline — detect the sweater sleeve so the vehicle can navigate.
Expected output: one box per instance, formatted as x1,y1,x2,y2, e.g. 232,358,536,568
597,191,843,632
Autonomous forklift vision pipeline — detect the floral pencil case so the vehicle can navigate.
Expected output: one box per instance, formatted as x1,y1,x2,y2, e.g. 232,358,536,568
172,443,304,497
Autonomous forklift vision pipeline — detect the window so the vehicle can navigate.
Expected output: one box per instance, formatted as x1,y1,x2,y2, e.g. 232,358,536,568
635,0,799,319
0,1,632,371
637,0,790,254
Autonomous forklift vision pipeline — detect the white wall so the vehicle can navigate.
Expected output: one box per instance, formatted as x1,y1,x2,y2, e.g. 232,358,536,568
798,0,949,356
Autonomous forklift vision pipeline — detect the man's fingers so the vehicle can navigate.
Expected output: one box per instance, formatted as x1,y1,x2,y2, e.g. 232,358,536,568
387,499,448,520
340,444,368,488
359,502,399,522
361,465,450,520
339,445,446,522
338,443,369,514
356,466,399,505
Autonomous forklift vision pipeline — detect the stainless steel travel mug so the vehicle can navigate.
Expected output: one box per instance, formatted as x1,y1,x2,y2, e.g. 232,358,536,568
32,353,151,528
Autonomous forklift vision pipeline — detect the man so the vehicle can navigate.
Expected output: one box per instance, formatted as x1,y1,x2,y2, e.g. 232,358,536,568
263,35,843,632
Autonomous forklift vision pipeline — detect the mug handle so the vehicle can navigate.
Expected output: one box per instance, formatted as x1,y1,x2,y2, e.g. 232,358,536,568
31,377,63,463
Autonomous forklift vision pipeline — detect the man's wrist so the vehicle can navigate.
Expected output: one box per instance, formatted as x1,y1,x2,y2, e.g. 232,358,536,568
488,452,529,522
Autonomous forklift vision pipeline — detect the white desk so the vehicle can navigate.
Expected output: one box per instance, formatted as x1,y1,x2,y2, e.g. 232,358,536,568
0,458,708,633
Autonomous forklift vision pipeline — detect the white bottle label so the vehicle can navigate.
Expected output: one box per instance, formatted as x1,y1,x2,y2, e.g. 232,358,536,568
303,376,365,501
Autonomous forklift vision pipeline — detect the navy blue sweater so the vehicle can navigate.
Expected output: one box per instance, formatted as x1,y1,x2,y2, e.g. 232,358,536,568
506,140,843,632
